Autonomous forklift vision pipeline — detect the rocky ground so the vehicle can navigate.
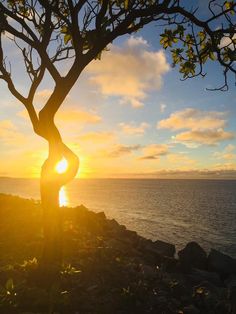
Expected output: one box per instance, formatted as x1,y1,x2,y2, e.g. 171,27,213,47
0,193,235,314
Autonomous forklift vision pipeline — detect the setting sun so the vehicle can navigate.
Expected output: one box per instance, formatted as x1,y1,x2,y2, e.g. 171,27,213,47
55,158,68,174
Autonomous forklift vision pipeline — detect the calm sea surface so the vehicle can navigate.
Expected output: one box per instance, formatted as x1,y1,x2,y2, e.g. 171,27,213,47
0,178,235,257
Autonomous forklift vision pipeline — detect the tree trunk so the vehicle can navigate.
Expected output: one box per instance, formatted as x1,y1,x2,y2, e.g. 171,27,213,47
40,140,79,269
40,171,62,266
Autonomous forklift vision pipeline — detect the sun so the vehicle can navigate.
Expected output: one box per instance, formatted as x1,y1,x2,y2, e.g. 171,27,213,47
55,158,68,174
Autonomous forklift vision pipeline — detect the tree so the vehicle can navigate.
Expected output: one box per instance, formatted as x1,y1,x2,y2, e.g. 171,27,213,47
0,0,235,268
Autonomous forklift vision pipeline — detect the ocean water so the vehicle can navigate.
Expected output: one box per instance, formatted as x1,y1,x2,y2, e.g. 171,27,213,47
0,178,235,257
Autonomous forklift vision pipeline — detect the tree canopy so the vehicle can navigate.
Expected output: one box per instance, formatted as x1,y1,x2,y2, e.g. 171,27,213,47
0,1,235,140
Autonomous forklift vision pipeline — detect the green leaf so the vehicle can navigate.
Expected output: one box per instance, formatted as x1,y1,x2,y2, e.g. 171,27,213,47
198,31,206,41
64,33,72,45
225,1,235,14
160,30,178,49
124,0,129,9
209,51,216,61
171,48,183,64
180,61,196,77
61,25,68,34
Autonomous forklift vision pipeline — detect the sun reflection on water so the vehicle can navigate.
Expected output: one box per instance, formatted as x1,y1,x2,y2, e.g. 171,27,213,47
59,186,68,207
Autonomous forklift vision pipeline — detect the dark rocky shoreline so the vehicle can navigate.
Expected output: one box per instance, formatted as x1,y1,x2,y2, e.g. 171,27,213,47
0,193,235,313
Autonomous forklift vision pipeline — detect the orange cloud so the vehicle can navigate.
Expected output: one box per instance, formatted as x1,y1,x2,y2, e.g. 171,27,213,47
174,129,234,146
0,119,26,146
56,109,102,124
18,106,102,125
158,108,226,131
87,36,170,108
119,122,150,135
140,144,169,160
158,108,234,147
213,144,236,161
79,131,115,143
167,153,197,166
106,144,141,158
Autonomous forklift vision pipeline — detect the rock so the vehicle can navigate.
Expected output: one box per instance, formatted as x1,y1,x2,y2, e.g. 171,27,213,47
107,218,120,230
152,239,176,257
182,304,200,314
207,249,236,277
96,211,106,220
225,275,236,314
189,268,222,286
229,286,236,314
140,264,158,280
178,242,207,270
225,274,236,289
215,301,231,314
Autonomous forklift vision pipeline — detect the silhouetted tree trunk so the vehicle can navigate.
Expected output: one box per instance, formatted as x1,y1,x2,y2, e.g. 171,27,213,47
39,121,79,267
40,144,62,266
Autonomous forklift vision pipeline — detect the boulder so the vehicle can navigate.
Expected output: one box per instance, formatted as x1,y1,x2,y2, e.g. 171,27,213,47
189,268,222,286
152,239,176,257
144,239,175,257
96,211,106,220
225,274,236,289
178,242,207,270
229,286,236,314
140,240,178,271
207,249,236,276
106,218,120,233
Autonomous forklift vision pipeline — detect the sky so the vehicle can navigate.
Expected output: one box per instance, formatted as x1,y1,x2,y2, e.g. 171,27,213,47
0,5,236,179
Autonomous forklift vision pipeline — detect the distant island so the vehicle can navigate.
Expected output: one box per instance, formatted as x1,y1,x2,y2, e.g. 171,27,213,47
0,193,235,313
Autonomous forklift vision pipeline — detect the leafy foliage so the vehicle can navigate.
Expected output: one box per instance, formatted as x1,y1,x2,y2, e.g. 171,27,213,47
0,0,235,141
159,1,236,90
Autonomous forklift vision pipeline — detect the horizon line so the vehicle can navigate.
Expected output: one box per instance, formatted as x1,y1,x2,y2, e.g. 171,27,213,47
1,176,236,181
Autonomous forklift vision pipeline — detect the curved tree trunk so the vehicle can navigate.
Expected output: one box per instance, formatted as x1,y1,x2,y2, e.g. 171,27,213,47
40,135,79,268
40,148,62,267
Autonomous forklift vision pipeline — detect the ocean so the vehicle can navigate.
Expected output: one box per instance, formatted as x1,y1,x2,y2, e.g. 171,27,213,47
0,178,235,257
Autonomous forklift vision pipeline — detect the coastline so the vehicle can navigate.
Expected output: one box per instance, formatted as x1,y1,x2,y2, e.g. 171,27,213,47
0,193,235,313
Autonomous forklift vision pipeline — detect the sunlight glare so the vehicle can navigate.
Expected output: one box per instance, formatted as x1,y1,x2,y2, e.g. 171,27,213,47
55,158,68,174
59,186,68,207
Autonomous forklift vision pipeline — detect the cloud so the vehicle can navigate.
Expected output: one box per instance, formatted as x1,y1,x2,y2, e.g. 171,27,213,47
213,144,236,161
56,109,102,124
18,105,102,125
174,129,234,146
79,131,115,143
17,109,102,125
129,169,236,179
225,144,236,153
158,108,234,147
34,89,70,105
219,34,236,50
160,103,166,113
212,162,236,171
158,108,226,131
140,144,169,160
87,36,170,108
167,153,197,166
36,89,53,99
119,122,150,135
107,144,141,158
0,119,26,147
0,120,15,132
